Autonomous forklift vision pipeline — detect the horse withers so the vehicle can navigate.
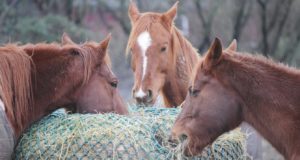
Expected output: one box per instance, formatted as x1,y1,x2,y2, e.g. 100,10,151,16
127,2,199,107
0,34,128,159
171,38,300,159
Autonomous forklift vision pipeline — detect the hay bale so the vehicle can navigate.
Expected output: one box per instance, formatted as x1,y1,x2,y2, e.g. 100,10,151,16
14,107,246,160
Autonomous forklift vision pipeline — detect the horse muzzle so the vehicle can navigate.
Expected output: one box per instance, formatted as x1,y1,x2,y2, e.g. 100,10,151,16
133,89,154,106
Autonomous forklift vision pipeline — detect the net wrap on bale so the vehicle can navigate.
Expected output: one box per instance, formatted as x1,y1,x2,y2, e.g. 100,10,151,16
14,107,246,160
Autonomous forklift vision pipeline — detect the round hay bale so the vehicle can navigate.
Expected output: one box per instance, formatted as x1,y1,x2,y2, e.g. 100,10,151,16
14,107,246,160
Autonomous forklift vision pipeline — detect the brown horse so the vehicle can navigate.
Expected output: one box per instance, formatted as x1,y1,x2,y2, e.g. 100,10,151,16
60,33,128,115
127,2,199,107
0,33,128,140
171,38,300,159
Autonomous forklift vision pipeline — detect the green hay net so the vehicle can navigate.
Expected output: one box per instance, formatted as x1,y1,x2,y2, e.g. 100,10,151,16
14,107,246,160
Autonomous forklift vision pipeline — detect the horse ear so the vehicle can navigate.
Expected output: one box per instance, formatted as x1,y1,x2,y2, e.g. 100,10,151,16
61,32,75,45
225,39,237,52
99,33,111,58
161,1,179,30
204,38,223,68
128,1,140,24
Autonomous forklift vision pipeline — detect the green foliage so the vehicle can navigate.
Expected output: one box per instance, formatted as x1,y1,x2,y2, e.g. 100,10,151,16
12,15,93,44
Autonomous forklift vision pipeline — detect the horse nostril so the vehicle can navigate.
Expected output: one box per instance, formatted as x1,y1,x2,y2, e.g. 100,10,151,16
168,135,179,148
147,90,153,99
179,134,188,142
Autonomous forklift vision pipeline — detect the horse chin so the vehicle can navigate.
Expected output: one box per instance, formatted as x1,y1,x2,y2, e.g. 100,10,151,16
136,100,155,107
183,139,204,157
135,96,158,107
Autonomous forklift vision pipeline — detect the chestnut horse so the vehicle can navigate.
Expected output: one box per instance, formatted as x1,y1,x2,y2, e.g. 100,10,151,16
127,2,199,107
0,34,128,159
172,38,300,159
60,34,127,115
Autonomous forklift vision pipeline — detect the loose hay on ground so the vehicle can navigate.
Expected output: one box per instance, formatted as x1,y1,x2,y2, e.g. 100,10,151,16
14,107,246,160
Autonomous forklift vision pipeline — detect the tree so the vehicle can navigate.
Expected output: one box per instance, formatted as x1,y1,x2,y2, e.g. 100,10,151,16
193,0,223,52
256,0,294,57
231,0,253,41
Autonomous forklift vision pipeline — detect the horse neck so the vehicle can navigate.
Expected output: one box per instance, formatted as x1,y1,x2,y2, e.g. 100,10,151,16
24,46,73,133
224,58,300,158
162,27,199,107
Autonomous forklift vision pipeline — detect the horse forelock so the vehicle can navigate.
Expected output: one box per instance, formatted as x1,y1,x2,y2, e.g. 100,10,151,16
0,44,33,137
80,41,112,84
127,14,198,61
126,14,165,56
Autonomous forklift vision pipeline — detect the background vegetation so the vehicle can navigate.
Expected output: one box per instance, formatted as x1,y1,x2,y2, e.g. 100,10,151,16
1,0,299,100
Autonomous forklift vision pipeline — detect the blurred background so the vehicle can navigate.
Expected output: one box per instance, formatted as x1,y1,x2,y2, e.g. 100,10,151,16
1,0,299,159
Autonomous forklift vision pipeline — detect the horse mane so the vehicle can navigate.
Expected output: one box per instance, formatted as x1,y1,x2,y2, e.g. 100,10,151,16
225,51,300,76
171,27,199,81
83,41,111,67
0,44,33,136
221,51,300,113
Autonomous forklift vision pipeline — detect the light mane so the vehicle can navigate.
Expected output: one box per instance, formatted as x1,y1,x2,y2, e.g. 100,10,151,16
0,44,33,137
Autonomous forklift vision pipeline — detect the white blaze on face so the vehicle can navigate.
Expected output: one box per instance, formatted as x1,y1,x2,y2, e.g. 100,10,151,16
0,99,5,111
135,31,152,98
137,31,152,80
135,88,147,98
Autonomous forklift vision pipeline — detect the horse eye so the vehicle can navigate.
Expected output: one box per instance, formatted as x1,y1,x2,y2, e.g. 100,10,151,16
188,86,200,97
70,49,80,56
110,80,118,88
160,47,167,52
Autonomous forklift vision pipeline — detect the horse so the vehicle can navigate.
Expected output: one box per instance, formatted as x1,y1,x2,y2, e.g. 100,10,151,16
0,33,128,159
60,33,128,115
127,2,199,107
127,2,261,158
171,38,300,159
